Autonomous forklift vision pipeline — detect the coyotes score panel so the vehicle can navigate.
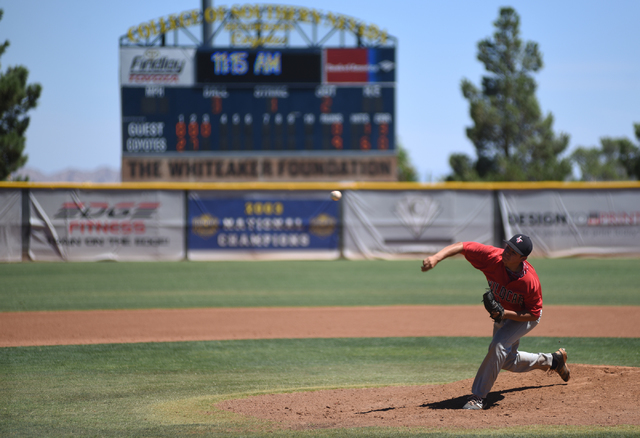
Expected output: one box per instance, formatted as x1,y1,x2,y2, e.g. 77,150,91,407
121,84,395,154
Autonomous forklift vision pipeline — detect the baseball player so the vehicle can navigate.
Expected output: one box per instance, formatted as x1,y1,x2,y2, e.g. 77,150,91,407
421,234,570,410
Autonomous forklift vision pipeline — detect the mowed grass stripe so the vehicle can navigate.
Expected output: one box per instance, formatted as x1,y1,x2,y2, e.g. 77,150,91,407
2,258,639,311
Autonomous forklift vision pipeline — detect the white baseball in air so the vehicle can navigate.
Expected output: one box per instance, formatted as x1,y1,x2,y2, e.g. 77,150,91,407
330,190,342,201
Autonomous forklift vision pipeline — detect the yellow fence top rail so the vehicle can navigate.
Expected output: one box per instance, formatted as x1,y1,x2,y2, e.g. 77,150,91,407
1,181,640,191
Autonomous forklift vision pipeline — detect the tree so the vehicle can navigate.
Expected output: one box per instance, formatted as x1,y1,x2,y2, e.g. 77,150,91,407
0,9,42,181
396,139,419,182
448,7,572,182
571,123,640,181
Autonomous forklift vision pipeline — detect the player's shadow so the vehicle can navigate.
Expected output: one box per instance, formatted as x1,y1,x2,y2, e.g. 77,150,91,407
356,407,397,415
421,383,563,410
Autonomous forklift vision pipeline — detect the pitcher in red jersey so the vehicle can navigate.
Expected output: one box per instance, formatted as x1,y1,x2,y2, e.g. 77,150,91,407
421,234,571,410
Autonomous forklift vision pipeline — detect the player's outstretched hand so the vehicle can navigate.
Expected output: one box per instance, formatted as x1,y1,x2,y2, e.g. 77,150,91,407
421,256,437,272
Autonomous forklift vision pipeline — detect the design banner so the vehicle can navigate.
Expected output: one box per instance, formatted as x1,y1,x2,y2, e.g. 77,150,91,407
188,191,339,260
0,189,22,262
499,190,640,257
342,190,495,259
29,190,185,261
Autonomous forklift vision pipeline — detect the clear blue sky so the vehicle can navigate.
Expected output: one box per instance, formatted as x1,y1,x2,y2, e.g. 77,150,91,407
2,0,639,181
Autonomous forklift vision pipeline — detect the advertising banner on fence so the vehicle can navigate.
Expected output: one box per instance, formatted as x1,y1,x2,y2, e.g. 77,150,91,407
342,190,495,259
188,191,339,260
499,189,640,257
0,189,22,262
29,190,185,261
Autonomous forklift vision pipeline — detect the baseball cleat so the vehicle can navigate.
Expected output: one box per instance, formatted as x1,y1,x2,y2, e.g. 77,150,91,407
552,348,571,382
462,394,484,410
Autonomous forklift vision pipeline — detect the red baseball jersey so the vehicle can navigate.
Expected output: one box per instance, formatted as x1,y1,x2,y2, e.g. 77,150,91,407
463,242,543,319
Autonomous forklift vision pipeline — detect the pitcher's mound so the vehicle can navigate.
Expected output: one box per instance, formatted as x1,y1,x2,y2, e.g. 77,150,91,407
218,364,640,430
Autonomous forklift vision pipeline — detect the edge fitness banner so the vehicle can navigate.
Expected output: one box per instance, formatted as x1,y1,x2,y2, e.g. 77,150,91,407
187,191,339,260
499,189,640,257
28,190,185,261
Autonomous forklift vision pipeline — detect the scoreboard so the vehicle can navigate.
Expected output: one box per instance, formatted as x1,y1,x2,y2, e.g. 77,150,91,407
120,47,396,181
122,84,394,153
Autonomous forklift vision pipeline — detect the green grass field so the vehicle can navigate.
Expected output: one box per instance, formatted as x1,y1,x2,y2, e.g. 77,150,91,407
1,258,639,311
1,259,640,437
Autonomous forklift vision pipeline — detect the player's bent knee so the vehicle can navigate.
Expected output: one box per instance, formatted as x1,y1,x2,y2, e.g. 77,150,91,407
488,341,509,358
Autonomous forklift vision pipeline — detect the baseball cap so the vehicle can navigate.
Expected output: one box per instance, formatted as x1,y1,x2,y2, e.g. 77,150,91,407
504,234,533,257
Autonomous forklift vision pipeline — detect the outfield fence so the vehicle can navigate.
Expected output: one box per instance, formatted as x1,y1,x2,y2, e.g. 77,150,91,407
1,181,639,262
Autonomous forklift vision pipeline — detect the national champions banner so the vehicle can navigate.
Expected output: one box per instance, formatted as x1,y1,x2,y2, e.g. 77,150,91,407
499,189,640,257
342,190,495,259
187,191,339,260
28,190,185,261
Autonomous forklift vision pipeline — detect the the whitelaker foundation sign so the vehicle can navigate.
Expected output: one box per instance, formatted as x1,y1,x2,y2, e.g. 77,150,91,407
123,156,396,181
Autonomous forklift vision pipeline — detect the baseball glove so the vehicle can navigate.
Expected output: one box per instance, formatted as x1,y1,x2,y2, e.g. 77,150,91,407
482,290,504,323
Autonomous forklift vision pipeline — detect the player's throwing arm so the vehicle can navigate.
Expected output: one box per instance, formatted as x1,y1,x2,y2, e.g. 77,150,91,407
421,242,464,272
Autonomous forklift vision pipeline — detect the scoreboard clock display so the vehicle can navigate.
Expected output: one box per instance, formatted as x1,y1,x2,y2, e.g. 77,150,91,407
196,49,322,83
121,47,395,157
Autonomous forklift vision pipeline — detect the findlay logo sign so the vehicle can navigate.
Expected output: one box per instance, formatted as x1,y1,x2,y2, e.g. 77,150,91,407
122,48,193,85
131,49,186,74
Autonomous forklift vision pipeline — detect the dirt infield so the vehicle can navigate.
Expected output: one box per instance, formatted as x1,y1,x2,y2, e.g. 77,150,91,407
2,305,640,347
2,305,639,429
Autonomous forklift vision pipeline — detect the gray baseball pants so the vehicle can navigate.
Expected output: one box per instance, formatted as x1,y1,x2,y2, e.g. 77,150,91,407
472,317,554,399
